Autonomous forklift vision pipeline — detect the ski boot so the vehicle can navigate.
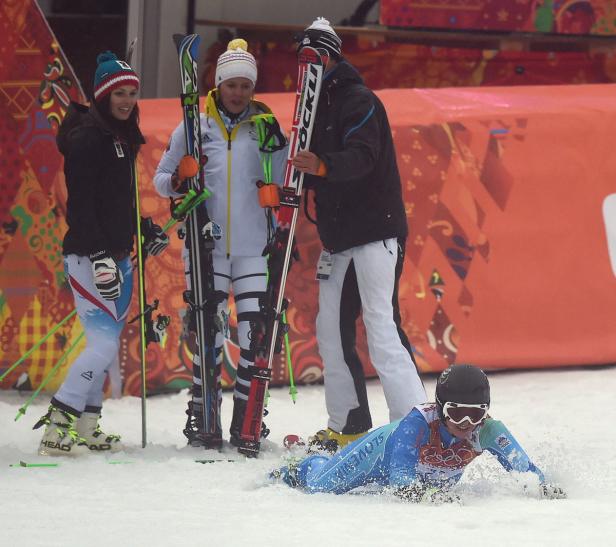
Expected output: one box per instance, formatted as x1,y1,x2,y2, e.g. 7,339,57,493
308,428,368,454
75,410,123,452
183,400,223,449
229,397,270,456
34,405,89,456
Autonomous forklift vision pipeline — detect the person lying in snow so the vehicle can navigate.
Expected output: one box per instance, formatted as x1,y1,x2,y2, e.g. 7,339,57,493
270,364,566,503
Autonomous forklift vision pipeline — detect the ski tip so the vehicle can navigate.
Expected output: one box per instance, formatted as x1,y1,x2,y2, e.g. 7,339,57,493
172,33,185,49
11,461,59,468
173,33,201,52
126,36,138,64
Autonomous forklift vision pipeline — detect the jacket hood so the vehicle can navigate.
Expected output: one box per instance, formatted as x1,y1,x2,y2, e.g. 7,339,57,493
56,101,144,156
56,102,90,156
322,60,364,91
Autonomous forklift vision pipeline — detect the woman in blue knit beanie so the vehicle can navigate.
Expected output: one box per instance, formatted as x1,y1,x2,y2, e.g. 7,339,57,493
33,52,168,456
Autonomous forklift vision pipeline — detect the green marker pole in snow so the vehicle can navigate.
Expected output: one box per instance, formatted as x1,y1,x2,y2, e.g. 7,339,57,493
14,331,85,421
0,309,77,384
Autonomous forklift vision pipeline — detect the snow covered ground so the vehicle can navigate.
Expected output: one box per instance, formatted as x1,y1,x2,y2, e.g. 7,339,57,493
1,366,616,547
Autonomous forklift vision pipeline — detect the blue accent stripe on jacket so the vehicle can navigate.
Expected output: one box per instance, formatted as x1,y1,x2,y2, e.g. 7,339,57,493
343,105,375,145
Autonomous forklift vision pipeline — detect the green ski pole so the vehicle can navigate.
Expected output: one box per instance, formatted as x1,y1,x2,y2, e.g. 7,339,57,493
163,187,212,233
14,331,84,421
133,162,149,448
282,311,297,403
0,309,77,384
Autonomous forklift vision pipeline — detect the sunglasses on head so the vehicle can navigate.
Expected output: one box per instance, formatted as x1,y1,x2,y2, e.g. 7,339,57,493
442,402,489,425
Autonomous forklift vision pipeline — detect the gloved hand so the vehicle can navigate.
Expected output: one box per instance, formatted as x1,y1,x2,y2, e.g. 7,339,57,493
151,314,170,346
393,483,461,505
171,155,200,194
141,218,169,257
540,483,567,500
90,253,122,300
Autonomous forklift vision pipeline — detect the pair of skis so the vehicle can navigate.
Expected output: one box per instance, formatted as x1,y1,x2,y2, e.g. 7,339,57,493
237,47,325,456
173,34,325,455
175,34,223,447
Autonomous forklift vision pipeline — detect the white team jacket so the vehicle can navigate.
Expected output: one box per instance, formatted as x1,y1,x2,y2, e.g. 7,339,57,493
154,90,287,257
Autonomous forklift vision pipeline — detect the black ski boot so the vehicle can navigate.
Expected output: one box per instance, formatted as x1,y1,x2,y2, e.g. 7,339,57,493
229,397,246,448
183,400,222,449
229,398,270,456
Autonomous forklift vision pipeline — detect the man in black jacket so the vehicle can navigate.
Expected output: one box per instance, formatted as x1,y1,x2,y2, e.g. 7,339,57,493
293,18,426,450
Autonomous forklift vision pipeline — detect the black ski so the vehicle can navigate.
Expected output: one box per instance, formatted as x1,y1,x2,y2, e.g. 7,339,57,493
174,33,223,448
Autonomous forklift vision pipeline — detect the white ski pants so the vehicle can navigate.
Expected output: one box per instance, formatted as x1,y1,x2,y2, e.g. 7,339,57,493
316,238,426,431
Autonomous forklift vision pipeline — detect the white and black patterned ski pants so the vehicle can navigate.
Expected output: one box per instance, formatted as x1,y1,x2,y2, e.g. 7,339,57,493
184,253,267,409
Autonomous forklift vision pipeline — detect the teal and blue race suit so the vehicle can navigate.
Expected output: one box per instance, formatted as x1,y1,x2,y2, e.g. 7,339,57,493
274,403,545,494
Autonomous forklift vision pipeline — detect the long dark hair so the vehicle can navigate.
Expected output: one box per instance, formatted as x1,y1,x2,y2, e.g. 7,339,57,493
94,93,142,151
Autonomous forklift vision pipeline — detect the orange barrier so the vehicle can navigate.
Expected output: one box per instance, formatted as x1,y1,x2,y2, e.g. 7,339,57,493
134,84,616,390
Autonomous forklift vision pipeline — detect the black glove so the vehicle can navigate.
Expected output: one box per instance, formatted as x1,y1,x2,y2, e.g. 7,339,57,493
393,483,461,505
90,252,122,301
141,218,169,257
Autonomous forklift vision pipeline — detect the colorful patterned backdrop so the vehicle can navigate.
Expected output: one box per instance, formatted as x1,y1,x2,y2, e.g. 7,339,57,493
2,2,616,399
0,0,85,394
380,0,616,35
200,37,616,93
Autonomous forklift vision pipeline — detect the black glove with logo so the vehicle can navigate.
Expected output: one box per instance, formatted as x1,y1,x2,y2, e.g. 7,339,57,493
89,251,122,301
141,217,169,257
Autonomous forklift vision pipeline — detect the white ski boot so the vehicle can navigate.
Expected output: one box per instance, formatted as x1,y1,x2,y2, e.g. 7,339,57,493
35,406,89,456
75,412,123,452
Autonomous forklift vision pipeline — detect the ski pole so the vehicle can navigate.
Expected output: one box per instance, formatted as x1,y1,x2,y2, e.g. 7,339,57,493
281,310,297,403
133,162,149,448
162,187,212,233
0,309,77,384
14,331,84,421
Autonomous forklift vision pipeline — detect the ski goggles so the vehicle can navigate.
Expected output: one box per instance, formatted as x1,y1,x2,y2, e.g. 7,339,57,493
442,402,489,425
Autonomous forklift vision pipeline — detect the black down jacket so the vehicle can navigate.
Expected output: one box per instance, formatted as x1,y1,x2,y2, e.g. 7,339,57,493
305,61,408,253
57,102,144,258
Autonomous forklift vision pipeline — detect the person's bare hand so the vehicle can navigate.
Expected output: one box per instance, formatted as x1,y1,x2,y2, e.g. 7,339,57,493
292,150,321,175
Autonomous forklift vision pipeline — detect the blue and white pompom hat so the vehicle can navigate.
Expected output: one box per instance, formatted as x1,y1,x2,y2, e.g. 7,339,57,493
215,39,258,87
93,51,140,101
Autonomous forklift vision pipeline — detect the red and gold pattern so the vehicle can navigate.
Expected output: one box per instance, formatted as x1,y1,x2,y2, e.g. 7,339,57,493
2,4,616,397
380,0,616,35
420,418,481,469
232,39,616,94
0,0,83,391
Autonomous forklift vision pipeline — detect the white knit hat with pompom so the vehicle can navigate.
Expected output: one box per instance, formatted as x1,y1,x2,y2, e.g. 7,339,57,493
215,39,257,86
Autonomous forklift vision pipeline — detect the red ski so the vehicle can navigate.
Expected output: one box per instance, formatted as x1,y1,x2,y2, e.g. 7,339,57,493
237,46,326,457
